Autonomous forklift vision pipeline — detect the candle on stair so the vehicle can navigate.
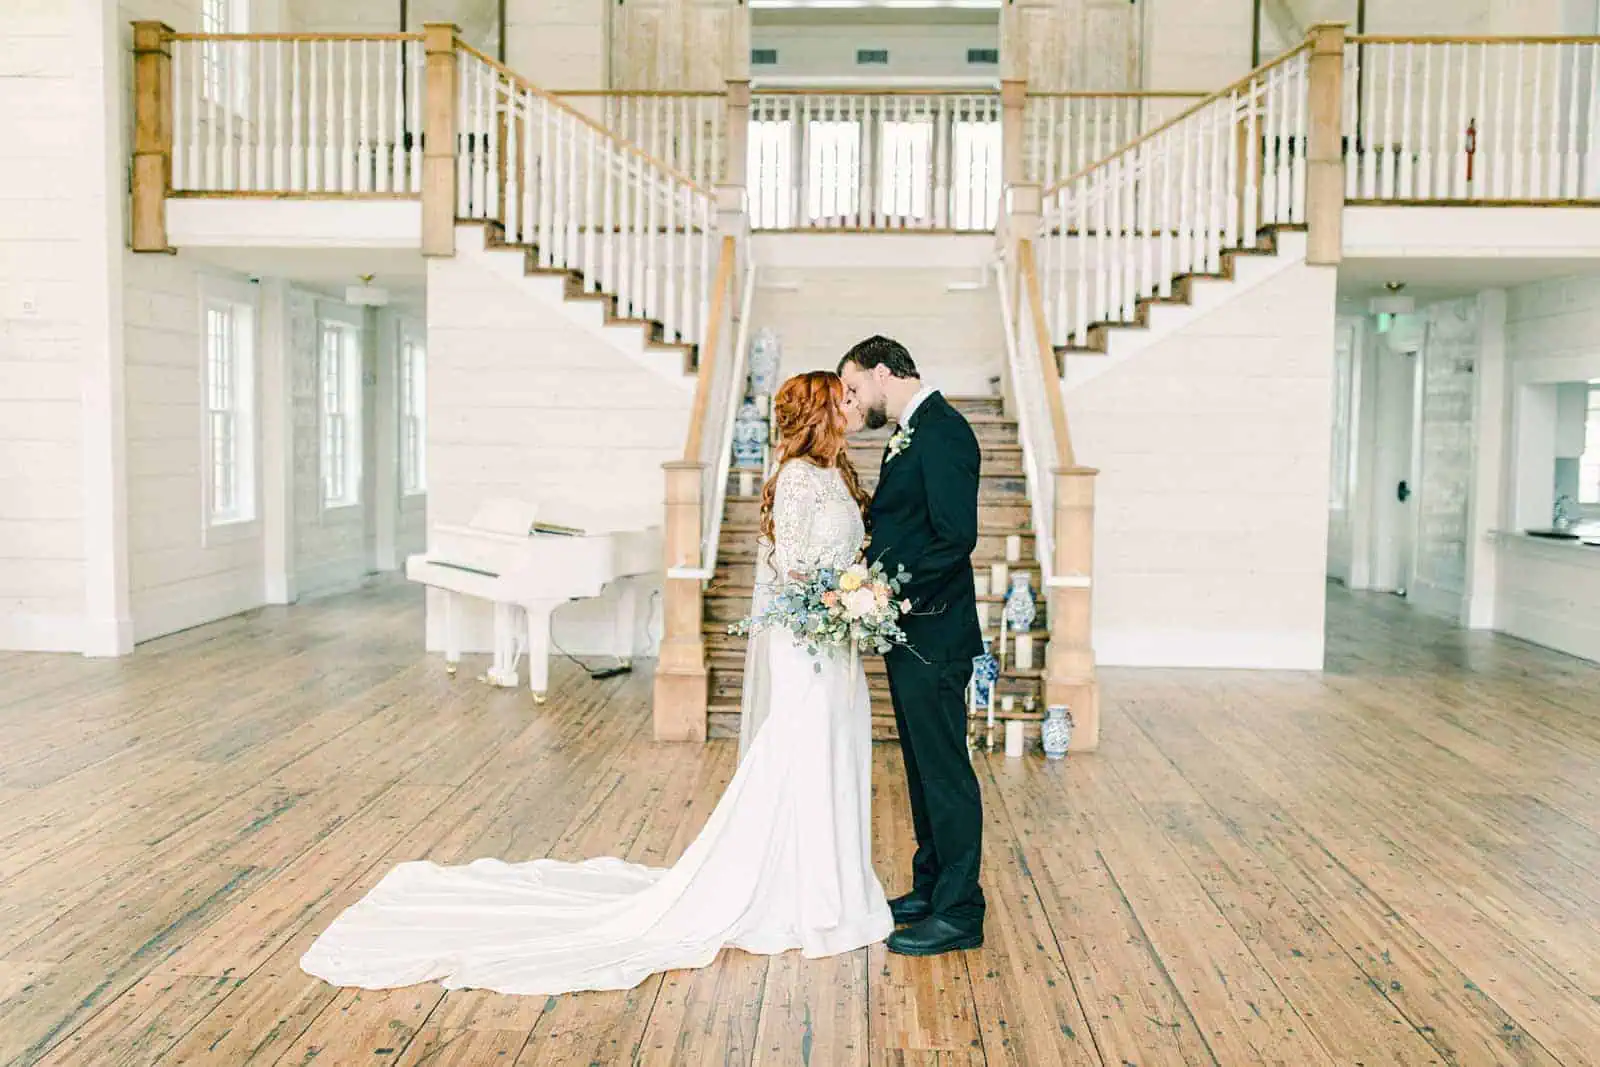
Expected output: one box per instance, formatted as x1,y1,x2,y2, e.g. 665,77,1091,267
1005,720,1024,758
974,572,989,597
1001,695,1016,714
1015,632,1034,670
976,601,990,634
738,470,754,497
990,563,1008,595
1005,534,1022,562
755,394,770,416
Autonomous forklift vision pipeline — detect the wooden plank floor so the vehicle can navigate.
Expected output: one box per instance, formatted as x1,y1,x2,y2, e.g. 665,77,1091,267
1,580,1597,1066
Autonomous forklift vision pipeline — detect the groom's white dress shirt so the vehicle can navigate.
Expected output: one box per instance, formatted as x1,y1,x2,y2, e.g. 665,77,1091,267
898,385,936,427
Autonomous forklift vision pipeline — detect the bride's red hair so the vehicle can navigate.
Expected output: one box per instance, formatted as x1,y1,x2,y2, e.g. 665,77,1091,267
758,371,871,546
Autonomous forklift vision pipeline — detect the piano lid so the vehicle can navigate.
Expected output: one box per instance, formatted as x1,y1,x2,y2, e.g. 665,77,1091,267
466,498,543,538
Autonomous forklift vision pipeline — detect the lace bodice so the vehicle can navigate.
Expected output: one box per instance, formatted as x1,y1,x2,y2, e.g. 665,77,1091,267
769,461,866,577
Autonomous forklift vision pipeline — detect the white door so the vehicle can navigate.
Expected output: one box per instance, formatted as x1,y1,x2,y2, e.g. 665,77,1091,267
1370,342,1418,594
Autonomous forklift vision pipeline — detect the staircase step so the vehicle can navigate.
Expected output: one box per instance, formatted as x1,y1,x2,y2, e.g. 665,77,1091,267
719,496,1032,528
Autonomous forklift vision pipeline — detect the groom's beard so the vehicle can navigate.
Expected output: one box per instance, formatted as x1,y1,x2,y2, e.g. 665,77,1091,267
864,402,889,431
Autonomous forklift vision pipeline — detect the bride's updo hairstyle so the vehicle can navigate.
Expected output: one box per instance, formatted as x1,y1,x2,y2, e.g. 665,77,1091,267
758,371,871,547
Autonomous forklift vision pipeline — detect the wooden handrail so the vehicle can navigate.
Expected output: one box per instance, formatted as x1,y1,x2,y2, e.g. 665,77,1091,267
1025,90,1210,100
455,41,713,196
1017,239,1074,469
552,89,728,98
682,236,739,464
1348,34,1600,44
166,31,424,41
1041,39,1315,199
752,87,1002,97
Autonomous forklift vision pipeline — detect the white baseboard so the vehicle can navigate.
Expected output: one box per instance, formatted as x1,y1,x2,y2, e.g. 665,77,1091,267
81,615,135,657
0,613,85,653
133,581,263,644
1094,628,1326,670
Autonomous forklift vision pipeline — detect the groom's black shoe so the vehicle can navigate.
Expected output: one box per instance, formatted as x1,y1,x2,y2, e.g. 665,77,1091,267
889,892,932,926
886,916,984,956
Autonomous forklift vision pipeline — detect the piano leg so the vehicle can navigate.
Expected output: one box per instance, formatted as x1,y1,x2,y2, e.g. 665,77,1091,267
443,591,461,677
523,600,558,704
613,579,639,669
485,601,522,688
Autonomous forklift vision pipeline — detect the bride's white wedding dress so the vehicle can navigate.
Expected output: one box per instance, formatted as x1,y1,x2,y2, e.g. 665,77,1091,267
299,459,891,996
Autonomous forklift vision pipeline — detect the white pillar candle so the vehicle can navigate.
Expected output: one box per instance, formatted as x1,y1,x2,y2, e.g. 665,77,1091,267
738,470,754,497
976,602,991,634
973,572,990,597
755,394,770,416
1015,632,1034,671
990,562,1008,593
1001,694,1015,713
1005,720,1024,758
1005,534,1022,562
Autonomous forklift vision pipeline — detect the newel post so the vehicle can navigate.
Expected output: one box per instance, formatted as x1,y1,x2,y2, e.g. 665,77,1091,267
1001,79,1028,188
422,23,460,257
131,22,175,253
723,79,752,189
1305,23,1346,265
1046,466,1100,752
654,460,709,742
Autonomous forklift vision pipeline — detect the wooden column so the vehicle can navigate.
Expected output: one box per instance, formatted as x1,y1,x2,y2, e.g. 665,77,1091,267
422,23,460,257
654,460,709,742
131,22,174,253
1305,23,1347,265
723,79,751,188
1001,79,1028,187
1045,465,1100,752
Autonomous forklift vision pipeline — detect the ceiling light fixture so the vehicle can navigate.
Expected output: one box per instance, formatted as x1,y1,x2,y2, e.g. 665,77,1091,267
345,273,390,307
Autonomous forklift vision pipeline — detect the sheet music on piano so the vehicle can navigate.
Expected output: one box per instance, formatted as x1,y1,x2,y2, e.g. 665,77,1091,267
406,498,662,703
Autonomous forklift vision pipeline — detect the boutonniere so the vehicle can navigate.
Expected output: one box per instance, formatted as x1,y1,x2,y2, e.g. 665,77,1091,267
886,424,915,462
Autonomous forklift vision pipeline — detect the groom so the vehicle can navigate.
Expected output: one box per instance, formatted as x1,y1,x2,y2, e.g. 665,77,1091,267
838,336,986,956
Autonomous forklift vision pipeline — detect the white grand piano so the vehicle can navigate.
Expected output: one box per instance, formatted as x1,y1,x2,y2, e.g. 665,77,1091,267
406,498,662,702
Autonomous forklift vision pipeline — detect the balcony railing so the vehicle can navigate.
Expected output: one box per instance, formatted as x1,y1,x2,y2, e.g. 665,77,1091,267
1343,36,1600,203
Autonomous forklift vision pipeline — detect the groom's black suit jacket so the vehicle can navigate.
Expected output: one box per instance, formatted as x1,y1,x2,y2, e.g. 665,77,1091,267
867,391,984,665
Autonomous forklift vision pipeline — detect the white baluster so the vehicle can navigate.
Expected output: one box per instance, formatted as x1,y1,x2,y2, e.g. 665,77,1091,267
1529,43,1544,199
222,42,236,190
585,126,599,287
566,113,580,266
1511,44,1525,199
354,41,369,193
408,42,423,194
1547,44,1564,199
205,42,219,189
1564,43,1582,198
1457,43,1475,200
376,41,390,193
664,170,678,340
1225,89,1240,252
1492,44,1508,198
1243,84,1259,244
1072,185,1088,344
254,44,268,189
538,96,554,266
1345,47,1359,200
1359,45,1376,198
601,112,615,290
1586,44,1600,199
1415,45,1434,198
322,42,338,192
504,88,520,238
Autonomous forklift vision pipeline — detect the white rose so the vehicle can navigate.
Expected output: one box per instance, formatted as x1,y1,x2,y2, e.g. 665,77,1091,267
900,598,912,613
842,587,879,619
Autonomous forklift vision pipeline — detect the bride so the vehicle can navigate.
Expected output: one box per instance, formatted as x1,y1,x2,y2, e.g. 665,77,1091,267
299,370,892,996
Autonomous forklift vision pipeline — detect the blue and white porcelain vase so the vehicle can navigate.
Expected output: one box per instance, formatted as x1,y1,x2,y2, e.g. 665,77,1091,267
732,399,766,468
1041,705,1073,759
1002,573,1036,634
748,328,781,398
970,638,1000,706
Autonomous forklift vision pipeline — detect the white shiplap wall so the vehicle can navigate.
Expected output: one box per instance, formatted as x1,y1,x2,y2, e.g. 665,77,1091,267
1496,272,1600,662
1068,261,1339,669
755,267,1005,396
423,226,694,656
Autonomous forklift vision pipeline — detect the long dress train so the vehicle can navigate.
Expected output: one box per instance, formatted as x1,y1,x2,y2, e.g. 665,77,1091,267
299,459,891,995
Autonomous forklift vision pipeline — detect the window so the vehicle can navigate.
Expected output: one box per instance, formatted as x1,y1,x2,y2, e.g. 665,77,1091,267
749,118,794,228
807,119,863,222
400,329,426,495
967,48,999,65
879,118,932,221
204,294,256,526
1581,383,1600,513
950,117,1002,230
751,48,778,66
319,317,362,508
200,0,246,106
856,49,889,65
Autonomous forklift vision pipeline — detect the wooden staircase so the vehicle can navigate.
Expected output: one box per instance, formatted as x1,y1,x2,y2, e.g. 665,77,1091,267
701,393,1051,743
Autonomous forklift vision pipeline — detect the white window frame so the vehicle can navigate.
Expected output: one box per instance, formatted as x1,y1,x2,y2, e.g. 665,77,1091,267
318,305,364,511
201,278,259,541
399,322,427,496
200,0,248,110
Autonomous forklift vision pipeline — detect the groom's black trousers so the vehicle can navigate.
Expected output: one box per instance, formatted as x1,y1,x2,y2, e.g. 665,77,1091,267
885,649,986,930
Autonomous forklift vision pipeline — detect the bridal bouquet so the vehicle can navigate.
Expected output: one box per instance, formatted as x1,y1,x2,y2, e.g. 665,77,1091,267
731,560,913,668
